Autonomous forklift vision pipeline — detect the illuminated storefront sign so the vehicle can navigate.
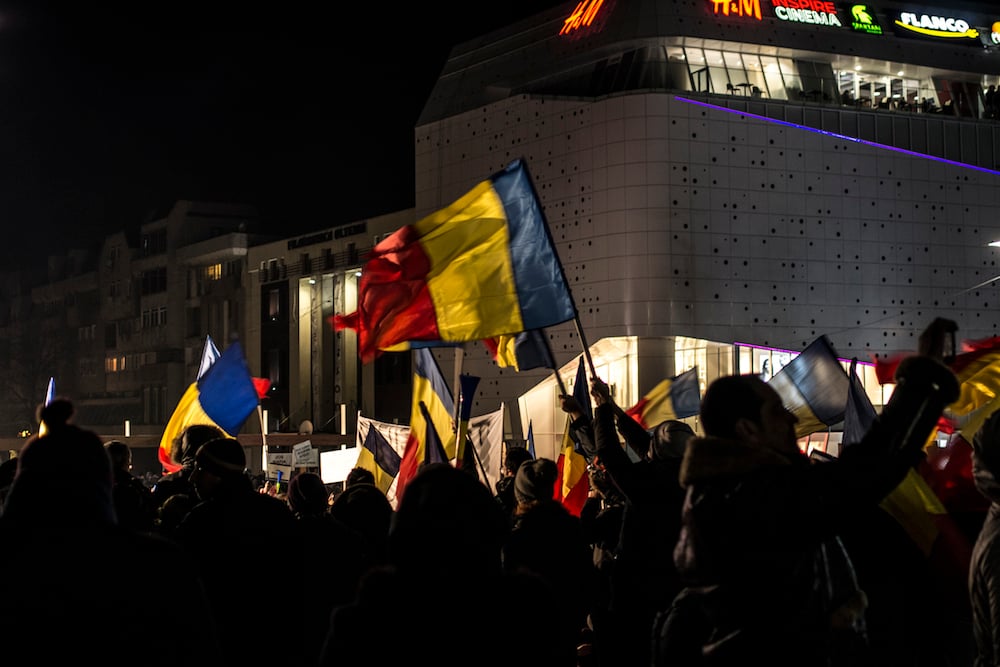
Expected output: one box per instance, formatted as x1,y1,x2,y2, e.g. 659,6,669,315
893,11,979,39
848,4,883,34
560,0,607,35
710,0,763,21
991,21,1000,45
771,0,841,26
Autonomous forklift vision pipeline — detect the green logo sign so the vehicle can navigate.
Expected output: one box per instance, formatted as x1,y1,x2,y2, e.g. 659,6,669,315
850,4,883,34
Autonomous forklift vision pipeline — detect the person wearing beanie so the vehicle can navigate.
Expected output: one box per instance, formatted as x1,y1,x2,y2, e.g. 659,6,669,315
495,446,534,524
288,471,370,665
151,423,226,512
288,471,331,519
504,457,596,666
175,436,305,667
584,378,696,667
513,457,558,507
105,439,157,533
0,399,224,664
4,399,115,527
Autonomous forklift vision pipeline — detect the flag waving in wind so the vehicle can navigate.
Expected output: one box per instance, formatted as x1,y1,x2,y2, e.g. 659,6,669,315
483,329,557,372
198,335,221,380
332,159,576,362
394,349,456,503
556,358,591,517
625,367,701,429
158,341,261,473
768,336,850,438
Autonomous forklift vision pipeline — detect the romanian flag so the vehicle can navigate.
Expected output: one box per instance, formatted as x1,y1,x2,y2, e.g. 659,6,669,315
768,336,850,438
555,358,591,517
874,335,1000,439
483,329,556,372
158,341,262,473
394,349,456,503
332,159,576,363
842,359,971,585
625,366,700,429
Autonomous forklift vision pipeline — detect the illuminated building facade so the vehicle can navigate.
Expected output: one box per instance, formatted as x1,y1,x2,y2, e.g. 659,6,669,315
412,0,1000,456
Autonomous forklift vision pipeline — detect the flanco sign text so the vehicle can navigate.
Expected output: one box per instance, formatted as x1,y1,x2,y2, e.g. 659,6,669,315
895,12,979,39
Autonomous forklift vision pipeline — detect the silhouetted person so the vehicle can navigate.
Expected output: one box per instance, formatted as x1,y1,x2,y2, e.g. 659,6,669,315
175,436,301,667
105,439,156,532
503,458,596,666
0,400,222,666
151,423,225,512
329,479,394,568
322,462,562,666
287,472,369,666
970,408,1000,666
656,318,960,667
345,466,376,487
587,377,694,667
494,445,534,524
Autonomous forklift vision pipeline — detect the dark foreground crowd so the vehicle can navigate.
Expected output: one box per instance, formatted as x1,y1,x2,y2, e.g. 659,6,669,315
0,318,997,667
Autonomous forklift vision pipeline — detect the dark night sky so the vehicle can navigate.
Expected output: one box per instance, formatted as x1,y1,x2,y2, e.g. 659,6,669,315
0,1,561,267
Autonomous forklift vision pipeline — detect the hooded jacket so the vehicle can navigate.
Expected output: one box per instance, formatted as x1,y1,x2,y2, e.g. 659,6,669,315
970,410,1000,667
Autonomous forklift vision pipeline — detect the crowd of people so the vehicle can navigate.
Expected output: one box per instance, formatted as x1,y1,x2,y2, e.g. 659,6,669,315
0,317,997,666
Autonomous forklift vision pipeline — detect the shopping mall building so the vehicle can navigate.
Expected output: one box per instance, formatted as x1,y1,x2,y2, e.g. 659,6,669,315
396,0,1000,457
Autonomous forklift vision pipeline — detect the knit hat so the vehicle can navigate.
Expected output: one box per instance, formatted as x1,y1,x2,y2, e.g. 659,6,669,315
194,437,246,478
514,458,558,505
4,400,116,526
288,472,329,516
650,420,695,460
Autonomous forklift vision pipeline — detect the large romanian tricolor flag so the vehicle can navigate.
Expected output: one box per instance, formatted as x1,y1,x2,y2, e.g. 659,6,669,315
332,159,576,363
625,366,700,429
158,341,265,473
394,348,456,503
768,336,850,439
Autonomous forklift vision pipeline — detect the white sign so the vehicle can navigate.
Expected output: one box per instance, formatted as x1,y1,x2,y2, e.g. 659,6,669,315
267,452,292,467
319,446,360,484
267,463,292,482
292,440,318,467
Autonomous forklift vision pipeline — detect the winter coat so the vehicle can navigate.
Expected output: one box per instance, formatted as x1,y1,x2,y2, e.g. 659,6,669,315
670,436,871,667
970,410,1000,667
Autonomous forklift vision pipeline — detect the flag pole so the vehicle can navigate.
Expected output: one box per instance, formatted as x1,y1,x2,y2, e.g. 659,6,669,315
257,405,268,477
573,314,598,380
520,159,580,395
451,345,465,443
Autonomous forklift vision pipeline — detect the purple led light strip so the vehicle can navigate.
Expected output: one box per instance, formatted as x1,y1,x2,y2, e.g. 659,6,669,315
675,95,1000,177
734,340,873,366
